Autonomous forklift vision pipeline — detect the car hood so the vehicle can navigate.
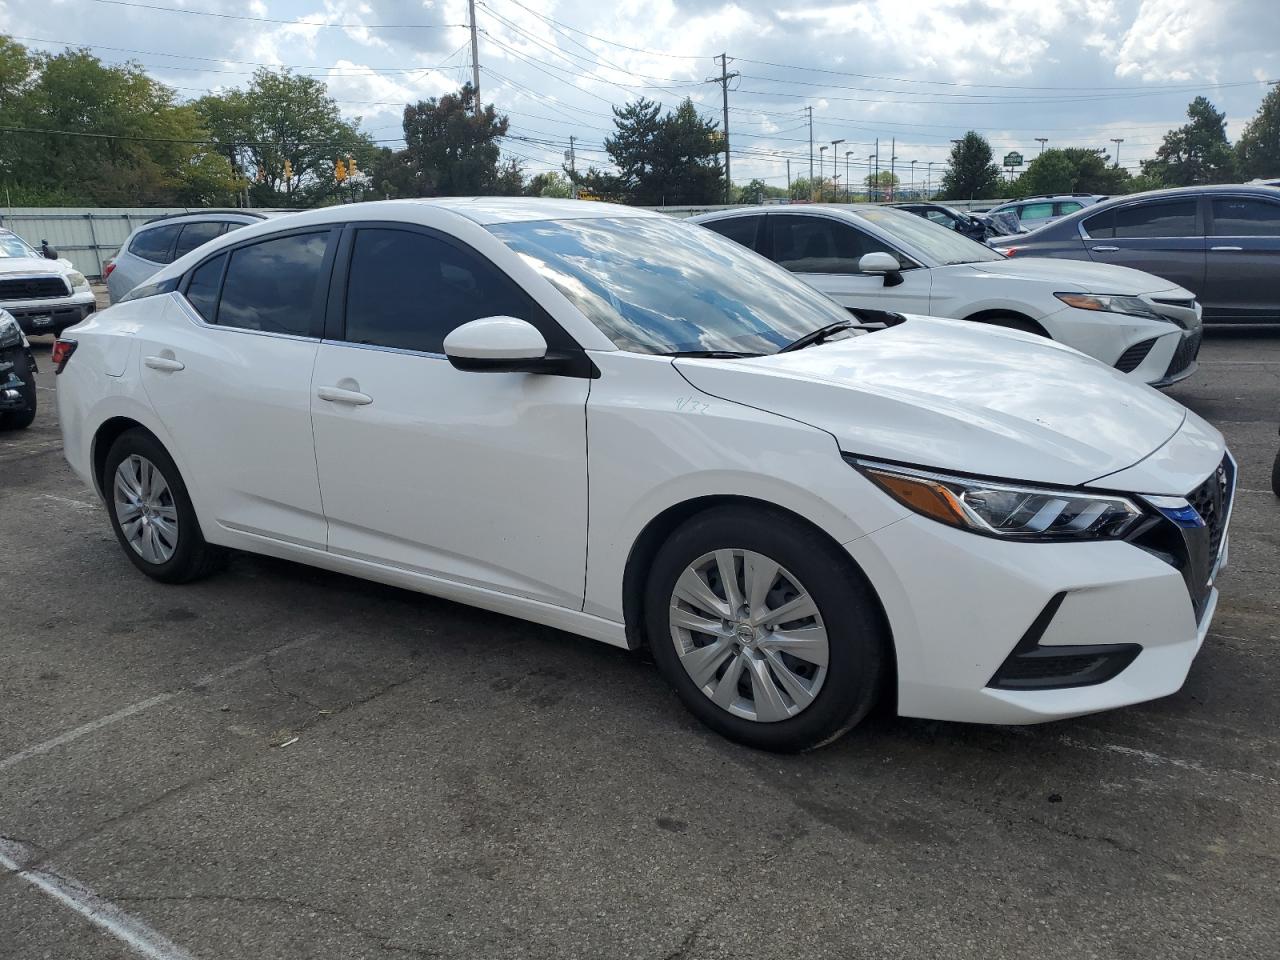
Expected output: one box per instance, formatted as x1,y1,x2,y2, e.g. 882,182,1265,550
958,257,1186,296
674,316,1188,488
0,257,68,278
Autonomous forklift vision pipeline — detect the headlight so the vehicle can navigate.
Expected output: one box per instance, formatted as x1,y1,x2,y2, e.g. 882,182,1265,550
67,270,89,290
1054,292,1163,321
853,459,1145,541
0,311,22,348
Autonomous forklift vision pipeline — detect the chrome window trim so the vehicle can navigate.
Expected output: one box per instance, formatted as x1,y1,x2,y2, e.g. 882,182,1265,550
171,292,320,344
320,338,448,361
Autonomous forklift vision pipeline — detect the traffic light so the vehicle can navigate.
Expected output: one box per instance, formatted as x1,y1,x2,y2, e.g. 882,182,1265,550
283,158,293,181
347,156,357,177
335,158,347,183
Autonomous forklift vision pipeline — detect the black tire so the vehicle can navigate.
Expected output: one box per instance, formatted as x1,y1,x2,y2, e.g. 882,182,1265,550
644,505,888,753
971,314,1047,337
0,351,37,430
103,428,227,583
1271,447,1280,498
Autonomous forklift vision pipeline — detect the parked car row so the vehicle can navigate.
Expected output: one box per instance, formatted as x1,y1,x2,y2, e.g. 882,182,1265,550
51,198,1236,752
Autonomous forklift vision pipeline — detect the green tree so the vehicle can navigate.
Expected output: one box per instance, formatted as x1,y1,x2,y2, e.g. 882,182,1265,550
526,171,573,198
864,170,901,200
1015,147,1130,197
938,132,1003,201
737,178,768,204
1141,96,1239,186
1237,83,1280,180
391,83,514,197
597,97,723,205
196,69,375,206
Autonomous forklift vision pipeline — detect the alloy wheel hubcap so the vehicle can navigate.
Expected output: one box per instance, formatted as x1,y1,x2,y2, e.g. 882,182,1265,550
113,454,179,564
668,549,829,723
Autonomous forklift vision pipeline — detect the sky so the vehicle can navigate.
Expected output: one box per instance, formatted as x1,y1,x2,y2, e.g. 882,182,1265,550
1,0,1277,190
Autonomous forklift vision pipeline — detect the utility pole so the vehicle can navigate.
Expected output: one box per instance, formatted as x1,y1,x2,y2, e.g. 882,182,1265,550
1036,137,1048,155
873,138,879,203
819,146,828,200
926,160,936,199
1111,138,1124,169
910,159,917,199
468,0,481,115
786,159,791,199
566,135,578,199
807,106,814,201
889,138,897,202
831,139,844,202
845,151,852,202
707,54,739,204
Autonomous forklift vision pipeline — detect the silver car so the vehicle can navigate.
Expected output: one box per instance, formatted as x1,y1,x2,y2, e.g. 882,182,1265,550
985,194,1106,232
106,211,272,303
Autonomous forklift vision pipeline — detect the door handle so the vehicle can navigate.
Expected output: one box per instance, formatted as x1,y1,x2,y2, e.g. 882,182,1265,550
1091,245,1119,252
1210,245,1242,252
144,356,185,372
317,385,373,405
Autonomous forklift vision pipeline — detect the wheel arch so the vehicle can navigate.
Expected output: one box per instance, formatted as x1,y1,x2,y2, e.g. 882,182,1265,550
621,494,897,705
961,307,1050,337
91,416,163,499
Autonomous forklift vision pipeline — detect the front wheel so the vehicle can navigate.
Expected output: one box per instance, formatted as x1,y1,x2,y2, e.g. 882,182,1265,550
104,429,226,583
644,506,888,752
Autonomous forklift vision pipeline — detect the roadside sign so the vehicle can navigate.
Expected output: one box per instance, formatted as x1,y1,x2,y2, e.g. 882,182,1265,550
1003,151,1024,168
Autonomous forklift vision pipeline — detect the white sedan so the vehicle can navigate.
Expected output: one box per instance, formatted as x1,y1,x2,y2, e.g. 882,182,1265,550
690,205,1203,387
55,199,1232,752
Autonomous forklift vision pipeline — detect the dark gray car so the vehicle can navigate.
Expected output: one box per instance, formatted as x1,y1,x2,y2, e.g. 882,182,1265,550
991,185,1280,326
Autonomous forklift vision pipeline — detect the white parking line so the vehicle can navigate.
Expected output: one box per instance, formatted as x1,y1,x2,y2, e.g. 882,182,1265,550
36,493,98,510
0,837,197,960
0,634,317,774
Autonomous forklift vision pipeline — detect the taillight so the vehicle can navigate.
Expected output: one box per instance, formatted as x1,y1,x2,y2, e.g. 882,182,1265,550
51,338,77,374
1001,247,1019,257
103,260,115,278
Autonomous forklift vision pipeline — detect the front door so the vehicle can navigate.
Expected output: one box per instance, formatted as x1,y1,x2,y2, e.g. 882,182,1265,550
310,225,591,608
766,213,933,315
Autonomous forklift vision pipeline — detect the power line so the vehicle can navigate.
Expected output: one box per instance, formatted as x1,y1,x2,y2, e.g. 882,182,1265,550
86,0,465,30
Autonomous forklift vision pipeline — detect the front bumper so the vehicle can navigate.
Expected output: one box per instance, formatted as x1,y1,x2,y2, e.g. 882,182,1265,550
845,468,1230,725
3,292,96,335
1038,303,1201,388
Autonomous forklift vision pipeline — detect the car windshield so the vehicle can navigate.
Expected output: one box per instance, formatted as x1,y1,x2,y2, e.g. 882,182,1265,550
857,207,1006,265
0,233,38,258
489,216,859,355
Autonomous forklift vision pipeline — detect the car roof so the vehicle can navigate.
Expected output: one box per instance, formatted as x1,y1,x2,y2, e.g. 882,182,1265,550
415,197,662,225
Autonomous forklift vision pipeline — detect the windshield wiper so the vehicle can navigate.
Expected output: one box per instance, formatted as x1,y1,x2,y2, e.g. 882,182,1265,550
660,350,762,358
778,320,855,353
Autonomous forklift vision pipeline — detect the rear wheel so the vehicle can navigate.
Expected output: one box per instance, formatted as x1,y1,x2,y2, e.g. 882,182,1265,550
104,429,226,583
0,351,37,430
644,506,888,752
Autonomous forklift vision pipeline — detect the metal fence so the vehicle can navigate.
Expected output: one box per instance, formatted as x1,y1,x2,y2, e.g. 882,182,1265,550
0,207,206,279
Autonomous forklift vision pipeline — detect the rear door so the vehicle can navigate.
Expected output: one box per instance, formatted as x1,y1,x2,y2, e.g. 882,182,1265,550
1081,197,1206,295
140,228,336,548
763,213,932,314
310,223,591,608
1202,193,1280,324
699,214,765,253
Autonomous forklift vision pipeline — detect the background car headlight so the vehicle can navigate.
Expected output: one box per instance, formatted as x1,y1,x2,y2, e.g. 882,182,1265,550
66,270,89,290
852,459,1145,540
1054,292,1163,321
0,311,22,348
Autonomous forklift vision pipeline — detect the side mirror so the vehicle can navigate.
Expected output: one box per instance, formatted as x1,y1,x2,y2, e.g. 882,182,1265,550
444,316,550,373
858,251,904,287
41,241,58,260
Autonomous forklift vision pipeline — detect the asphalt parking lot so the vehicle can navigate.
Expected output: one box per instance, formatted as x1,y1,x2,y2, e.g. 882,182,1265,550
2,323,1278,960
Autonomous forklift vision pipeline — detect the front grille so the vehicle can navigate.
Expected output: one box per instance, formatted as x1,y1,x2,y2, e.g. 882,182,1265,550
0,276,70,300
1187,455,1232,562
1165,328,1203,378
1115,338,1156,372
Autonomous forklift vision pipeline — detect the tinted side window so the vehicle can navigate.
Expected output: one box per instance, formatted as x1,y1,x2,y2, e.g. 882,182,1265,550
1083,209,1114,238
343,228,550,355
1111,199,1198,239
1018,202,1055,220
771,216,897,274
702,216,762,251
216,232,329,336
184,253,226,323
1210,197,1280,236
1056,201,1084,215
129,223,181,263
173,221,227,259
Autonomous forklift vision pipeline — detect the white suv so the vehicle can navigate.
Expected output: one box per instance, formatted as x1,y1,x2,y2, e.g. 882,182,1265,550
691,204,1203,387
0,229,97,337
985,194,1106,231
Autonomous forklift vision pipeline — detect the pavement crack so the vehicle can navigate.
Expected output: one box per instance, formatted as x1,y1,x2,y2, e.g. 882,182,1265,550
264,658,326,713
662,911,713,960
